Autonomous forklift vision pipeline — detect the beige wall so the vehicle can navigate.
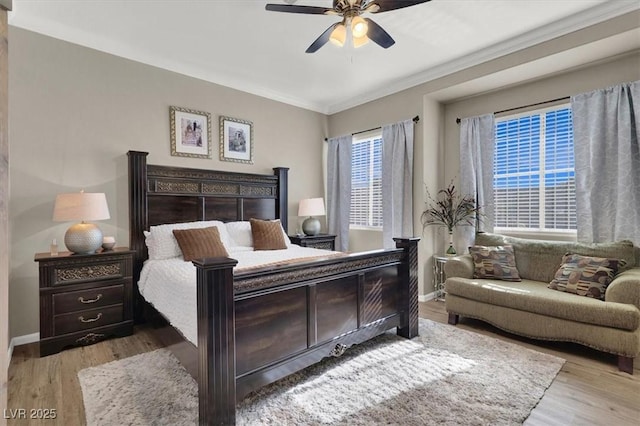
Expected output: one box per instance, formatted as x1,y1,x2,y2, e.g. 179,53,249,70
8,27,328,338
1,5,9,424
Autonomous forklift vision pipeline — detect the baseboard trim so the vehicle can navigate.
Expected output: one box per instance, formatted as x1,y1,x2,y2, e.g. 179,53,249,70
419,292,437,302
8,332,40,362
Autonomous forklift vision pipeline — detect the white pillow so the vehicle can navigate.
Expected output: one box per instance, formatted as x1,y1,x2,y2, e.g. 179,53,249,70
225,221,253,247
226,220,291,248
145,220,232,260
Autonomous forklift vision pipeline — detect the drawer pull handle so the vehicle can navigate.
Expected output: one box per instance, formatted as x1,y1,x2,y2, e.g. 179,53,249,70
78,294,103,304
78,313,102,323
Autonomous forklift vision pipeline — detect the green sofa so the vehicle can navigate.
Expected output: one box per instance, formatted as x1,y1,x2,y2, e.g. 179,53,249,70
444,233,640,373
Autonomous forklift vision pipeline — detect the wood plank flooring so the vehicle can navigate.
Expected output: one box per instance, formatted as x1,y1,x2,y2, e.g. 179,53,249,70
7,301,639,425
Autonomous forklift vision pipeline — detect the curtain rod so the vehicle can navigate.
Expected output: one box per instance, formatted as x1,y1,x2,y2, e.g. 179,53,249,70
324,115,419,141
455,96,570,124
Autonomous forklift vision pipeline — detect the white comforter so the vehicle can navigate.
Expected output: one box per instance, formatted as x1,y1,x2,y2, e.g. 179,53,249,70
138,245,339,345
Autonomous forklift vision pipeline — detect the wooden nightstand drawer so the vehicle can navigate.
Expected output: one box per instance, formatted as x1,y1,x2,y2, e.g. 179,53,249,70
310,241,334,250
53,284,124,315
54,305,123,335
52,260,125,286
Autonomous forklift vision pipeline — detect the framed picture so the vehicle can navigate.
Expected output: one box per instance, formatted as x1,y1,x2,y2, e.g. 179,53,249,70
219,116,253,164
170,106,212,159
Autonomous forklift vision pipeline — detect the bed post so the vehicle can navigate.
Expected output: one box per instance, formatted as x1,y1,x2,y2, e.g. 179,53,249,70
193,257,239,426
394,237,420,339
127,150,149,323
273,167,289,233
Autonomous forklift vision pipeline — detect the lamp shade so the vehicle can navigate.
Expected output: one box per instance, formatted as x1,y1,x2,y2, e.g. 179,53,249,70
298,198,325,217
53,192,110,222
53,192,110,254
329,23,346,47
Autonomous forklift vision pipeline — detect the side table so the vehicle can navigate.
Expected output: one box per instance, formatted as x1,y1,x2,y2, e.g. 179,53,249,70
433,255,451,301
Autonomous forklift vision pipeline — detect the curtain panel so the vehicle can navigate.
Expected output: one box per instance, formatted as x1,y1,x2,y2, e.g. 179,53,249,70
382,119,414,249
459,114,495,252
571,81,640,246
327,135,352,251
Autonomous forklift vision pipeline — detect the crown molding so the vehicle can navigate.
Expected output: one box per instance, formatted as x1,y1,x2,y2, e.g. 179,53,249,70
325,1,640,114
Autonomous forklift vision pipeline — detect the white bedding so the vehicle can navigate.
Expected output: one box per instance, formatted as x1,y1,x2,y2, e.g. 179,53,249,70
138,245,340,345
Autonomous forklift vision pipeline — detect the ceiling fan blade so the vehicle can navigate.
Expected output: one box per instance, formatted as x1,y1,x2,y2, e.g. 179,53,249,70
364,18,395,48
368,0,431,13
265,4,333,15
305,23,340,53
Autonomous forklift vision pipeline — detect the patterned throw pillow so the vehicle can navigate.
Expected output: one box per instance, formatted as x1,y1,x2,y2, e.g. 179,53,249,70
548,253,627,300
172,226,229,262
250,218,287,251
469,245,522,282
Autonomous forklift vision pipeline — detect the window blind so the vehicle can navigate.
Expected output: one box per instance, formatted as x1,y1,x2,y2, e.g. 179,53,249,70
494,106,575,232
350,136,382,228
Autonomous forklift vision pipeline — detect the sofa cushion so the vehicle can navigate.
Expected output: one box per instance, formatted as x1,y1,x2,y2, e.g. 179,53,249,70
549,254,627,300
474,233,636,283
445,277,640,331
469,245,521,281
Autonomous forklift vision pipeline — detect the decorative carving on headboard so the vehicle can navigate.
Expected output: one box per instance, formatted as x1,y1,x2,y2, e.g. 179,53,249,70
202,183,240,195
240,186,274,197
155,180,200,194
148,165,278,185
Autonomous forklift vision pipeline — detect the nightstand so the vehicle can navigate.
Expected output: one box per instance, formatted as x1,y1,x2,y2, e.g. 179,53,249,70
35,247,134,356
289,234,336,251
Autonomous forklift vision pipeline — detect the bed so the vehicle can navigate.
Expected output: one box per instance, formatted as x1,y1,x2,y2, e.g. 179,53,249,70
127,151,419,425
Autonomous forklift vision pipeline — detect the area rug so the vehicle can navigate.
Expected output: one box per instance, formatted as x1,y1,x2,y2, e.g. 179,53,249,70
78,318,564,425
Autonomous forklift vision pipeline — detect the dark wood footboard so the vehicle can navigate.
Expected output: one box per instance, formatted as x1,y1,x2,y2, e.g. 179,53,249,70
193,238,419,425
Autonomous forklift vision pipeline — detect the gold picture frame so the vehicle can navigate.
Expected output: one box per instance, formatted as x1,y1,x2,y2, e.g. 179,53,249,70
219,116,253,164
170,106,212,159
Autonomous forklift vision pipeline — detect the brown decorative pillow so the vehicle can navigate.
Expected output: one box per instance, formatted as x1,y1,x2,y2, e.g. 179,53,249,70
250,218,287,251
469,245,521,282
172,226,229,261
548,253,627,300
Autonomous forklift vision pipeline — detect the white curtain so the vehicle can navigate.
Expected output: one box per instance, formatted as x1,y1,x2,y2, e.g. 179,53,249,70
382,120,414,248
571,81,640,245
327,135,352,251
459,114,495,252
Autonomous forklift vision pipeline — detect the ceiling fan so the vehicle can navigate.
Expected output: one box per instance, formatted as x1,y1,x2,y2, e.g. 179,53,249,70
265,0,432,53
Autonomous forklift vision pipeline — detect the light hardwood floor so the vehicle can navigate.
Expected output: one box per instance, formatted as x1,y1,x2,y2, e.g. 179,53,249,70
7,301,640,425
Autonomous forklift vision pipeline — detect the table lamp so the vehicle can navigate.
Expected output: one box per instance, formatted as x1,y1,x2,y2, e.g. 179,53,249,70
53,191,111,254
298,197,325,236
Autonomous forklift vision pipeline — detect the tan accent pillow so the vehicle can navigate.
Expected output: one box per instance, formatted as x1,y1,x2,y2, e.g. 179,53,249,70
469,245,521,282
548,253,627,300
250,219,287,251
172,226,229,261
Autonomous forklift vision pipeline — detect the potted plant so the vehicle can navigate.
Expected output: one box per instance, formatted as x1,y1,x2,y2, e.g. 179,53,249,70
421,182,481,256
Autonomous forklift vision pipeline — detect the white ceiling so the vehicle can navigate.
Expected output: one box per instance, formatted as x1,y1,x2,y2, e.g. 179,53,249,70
8,1,640,114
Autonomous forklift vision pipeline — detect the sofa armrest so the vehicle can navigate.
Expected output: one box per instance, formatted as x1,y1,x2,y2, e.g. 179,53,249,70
444,255,474,279
605,267,640,309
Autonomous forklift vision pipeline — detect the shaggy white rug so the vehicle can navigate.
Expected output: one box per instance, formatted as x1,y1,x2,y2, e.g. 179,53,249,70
78,319,564,425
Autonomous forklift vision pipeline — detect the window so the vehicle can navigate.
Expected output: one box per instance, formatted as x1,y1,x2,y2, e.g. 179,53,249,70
494,105,576,233
350,132,382,228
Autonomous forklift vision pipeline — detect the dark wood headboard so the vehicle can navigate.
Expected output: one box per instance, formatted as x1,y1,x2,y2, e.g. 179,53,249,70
127,151,289,284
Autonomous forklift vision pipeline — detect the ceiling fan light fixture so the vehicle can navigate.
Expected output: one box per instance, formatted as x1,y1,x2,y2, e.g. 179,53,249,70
329,23,346,47
353,34,369,48
351,16,368,38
